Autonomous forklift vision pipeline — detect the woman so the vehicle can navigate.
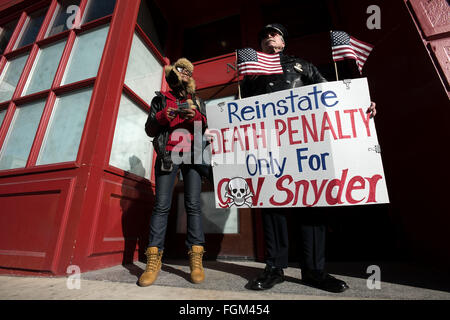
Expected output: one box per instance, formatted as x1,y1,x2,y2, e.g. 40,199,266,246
139,58,208,286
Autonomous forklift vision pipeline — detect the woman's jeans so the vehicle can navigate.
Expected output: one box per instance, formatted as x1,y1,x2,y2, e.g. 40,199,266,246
148,161,205,250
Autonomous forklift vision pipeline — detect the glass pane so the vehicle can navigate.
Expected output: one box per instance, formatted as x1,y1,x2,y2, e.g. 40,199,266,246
109,94,153,179
137,0,167,55
46,0,81,37
0,108,7,127
23,40,66,95
0,100,46,170
183,15,241,62
62,25,109,85
83,0,116,24
37,88,92,165
0,53,29,103
15,8,48,49
0,18,19,54
124,33,163,104
176,192,239,234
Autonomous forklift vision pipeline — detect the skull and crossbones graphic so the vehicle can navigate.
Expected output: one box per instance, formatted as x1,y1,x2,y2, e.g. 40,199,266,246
224,177,254,207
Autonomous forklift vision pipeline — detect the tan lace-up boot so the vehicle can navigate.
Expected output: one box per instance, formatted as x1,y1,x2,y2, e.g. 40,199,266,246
188,245,205,284
138,247,163,287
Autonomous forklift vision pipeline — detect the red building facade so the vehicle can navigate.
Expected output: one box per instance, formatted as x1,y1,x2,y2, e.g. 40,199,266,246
0,0,449,276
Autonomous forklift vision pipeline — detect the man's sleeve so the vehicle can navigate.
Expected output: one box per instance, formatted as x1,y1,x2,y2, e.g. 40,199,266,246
240,76,253,98
306,61,327,84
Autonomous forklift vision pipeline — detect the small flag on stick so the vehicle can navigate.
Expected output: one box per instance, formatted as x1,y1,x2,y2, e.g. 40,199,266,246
331,31,374,74
236,48,283,75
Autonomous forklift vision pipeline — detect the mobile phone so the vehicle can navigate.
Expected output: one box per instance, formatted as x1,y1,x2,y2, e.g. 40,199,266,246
177,102,189,110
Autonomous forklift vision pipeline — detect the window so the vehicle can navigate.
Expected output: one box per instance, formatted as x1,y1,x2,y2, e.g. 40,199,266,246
182,15,241,62
111,26,166,179
23,40,67,95
124,33,164,104
137,0,167,55
46,0,81,37
0,1,116,173
0,53,29,103
0,108,7,126
14,8,48,49
82,0,116,24
62,24,109,85
0,18,19,54
37,88,92,165
261,1,332,38
109,94,153,179
0,100,46,170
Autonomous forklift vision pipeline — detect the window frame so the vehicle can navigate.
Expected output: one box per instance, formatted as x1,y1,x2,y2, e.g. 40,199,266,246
0,0,117,177
121,24,167,112
103,22,168,183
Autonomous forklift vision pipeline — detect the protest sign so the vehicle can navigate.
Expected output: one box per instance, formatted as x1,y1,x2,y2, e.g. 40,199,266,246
205,78,389,208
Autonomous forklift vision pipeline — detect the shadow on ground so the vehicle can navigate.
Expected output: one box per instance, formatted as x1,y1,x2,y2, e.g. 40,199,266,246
118,258,450,296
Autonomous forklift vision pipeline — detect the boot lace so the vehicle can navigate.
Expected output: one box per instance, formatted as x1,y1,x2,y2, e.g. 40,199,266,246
145,252,161,272
189,251,203,270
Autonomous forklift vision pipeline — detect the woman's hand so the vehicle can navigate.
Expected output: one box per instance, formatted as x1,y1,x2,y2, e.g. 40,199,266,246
178,98,197,120
166,107,178,120
178,107,196,120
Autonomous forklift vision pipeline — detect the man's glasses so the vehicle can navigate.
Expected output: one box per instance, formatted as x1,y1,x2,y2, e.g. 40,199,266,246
262,31,281,39
176,66,192,77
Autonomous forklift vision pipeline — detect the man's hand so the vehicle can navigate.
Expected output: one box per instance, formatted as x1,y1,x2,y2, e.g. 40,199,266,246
366,101,377,118
204,128,214,143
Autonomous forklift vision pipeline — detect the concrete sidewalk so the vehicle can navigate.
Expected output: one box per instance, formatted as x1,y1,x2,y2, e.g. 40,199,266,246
1,260,449,300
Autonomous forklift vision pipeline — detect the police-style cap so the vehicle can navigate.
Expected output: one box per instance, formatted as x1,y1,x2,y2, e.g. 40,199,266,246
258,23,288,43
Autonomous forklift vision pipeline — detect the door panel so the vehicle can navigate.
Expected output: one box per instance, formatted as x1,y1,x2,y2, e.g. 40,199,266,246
408,0,450,89
430,38,450,87
409,0,450,38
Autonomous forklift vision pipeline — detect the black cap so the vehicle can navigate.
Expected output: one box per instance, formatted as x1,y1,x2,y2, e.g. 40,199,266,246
258,23,288,43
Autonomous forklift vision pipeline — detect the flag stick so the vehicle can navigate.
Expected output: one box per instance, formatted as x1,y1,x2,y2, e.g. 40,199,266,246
236,50,242,99
330,30,339,81
334,61,339,81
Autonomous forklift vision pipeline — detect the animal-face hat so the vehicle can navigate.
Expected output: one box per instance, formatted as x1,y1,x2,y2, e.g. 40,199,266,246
164,58,195,94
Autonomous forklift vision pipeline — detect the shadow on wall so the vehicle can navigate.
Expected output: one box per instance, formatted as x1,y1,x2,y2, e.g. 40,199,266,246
120,155,153,274
163,172,226,260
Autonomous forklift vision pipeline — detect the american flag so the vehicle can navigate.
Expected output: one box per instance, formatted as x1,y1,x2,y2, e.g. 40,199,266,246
331,31,374,74
236,48,283,75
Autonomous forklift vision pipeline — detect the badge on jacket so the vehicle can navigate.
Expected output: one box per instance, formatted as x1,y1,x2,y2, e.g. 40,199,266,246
294,63,303,73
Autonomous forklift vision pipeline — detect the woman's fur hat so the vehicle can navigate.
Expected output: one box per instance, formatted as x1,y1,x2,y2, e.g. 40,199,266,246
164,58,196,94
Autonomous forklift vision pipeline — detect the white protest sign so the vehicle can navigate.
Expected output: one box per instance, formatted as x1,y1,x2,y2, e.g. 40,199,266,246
205,78,389,208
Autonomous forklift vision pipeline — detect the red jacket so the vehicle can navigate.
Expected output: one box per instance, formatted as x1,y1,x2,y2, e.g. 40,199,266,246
155,91,206,152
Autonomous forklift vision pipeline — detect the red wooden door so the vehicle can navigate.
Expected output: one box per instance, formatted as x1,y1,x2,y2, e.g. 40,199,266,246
0,0,166,276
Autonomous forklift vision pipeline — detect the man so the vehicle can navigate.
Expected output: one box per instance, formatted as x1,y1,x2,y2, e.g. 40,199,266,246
242,23,376,293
